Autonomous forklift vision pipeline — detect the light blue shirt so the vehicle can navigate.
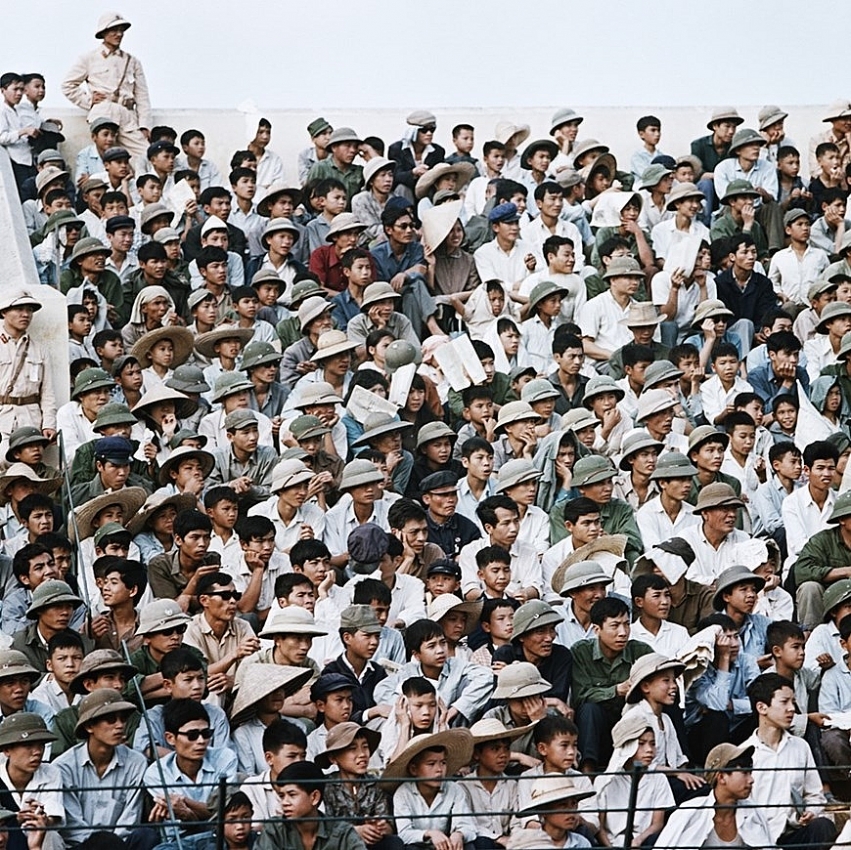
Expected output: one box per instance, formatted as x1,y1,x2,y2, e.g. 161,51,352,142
143,745,238,837
132,702,233,755
715,157,779,205
819,662,851,714
685,655,760,727
56,742,148,844
74,144,104,183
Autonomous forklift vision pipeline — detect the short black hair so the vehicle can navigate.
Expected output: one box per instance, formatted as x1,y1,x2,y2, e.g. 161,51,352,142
481,597,515,624
622,344,656,370
632,574,669,601
163,697,209,734
203,486,239,510
274,573,313,599
711,342,739,362
47,629,84,657
637,115,661,132
402,676,436,698
196,246,228,269
477,496,518,529
475,545,511,571
803,440,839,468
12,543,52,581
405,619,444,655
275,761,324,801
290,539,331,568
747,672,794,713
173,509,212,539
590,596,629,626
461,436,494,459
766,331,801,355
724,411,755,433
462,385,493,407
196,571,234,597
768,441,800,466
353,577,392,606
562,497,600,525
262,717,307,754
137,242,167,263
388,498,427,531
161,648,204,680
766,620,804,651
533,715,578,745
18,493,54,523
235,515,275,544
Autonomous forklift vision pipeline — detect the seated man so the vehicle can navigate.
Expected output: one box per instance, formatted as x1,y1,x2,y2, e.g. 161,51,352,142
571,597,653,772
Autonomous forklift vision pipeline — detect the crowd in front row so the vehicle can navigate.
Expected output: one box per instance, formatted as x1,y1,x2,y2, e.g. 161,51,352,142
12,15,851,849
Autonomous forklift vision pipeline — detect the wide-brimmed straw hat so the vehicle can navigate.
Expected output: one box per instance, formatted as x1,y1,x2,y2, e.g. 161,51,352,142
130,326,194,368
131,384,198,420
0,464,61,506
625,653,686,703
421,200,463,255
229,663,314,726
71,487,147,542
194,327,254,360
382,729,474,785
415,162,476,200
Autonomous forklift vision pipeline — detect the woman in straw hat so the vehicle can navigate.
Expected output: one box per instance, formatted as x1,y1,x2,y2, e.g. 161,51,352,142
121,285,177,349
132,384,199,468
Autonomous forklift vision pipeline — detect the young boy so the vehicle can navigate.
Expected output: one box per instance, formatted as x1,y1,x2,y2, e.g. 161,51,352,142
769,209,829,309
317,722,396,849
257,760,365,850
699,342,752,425
746,673,836,850
596,713,672,847
68,305,96,363
238,718,307,827
770,394,800,442
447,124,477,167
461,719,522,847
227,285,278,348
470,598,515,670
721,411,763,510
516,714,598,836
631,115,665,180
305,673,353,762
571,597,654,772
630,574,690,657
522,774,595,850
305,178,348,253
550,331,589,415
30,630,84,714
385,729,476,848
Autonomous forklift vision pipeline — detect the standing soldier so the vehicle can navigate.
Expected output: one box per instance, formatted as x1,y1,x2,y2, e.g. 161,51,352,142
61,12,151,160
0,290,56,448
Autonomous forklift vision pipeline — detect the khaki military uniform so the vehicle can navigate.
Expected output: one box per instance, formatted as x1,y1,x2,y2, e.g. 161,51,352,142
0,331,56,444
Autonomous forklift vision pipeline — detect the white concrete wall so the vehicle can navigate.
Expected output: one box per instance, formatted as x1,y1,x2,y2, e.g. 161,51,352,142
53,104,831,182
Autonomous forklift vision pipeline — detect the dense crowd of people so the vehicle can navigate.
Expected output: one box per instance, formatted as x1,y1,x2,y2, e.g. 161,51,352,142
5,8,851,850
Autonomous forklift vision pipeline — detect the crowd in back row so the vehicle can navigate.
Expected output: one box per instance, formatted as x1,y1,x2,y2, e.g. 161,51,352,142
6,9,851,850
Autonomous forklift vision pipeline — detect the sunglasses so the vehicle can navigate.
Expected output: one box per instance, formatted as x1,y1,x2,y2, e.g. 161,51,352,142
394,222,415,231
152,625,187,637
175,727,213,741
419,125,436,133
206,591,242,602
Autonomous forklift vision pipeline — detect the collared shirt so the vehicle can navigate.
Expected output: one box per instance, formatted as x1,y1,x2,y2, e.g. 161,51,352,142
629,618,690,657
474,237,536,286
351,190,387,246
346,310,421,349
329,288,361,332
455,476,497,531
143,746,238,837
56,401,98,464
323,498,389,558
373,656,493,724
75,144,104,183
0,104,33,166
745,730,828,842
462,769,518,839
810,216,851,254
715,156,779,205
30,674,79,715
782,485,836,564
650,216,710,262
678,524,753,585
517,505,550,555
571,637,653,708
804,334,841,382
198,406,274,451
254,148,286,196
229,203,264,258
819,659,851,715
323,768,391,823
343,569,426,627
595,767,673,846
458,536,543,599
521,314,561,375
805,622,843,674
207,444,278,505
184,611,257,671
0,330,56,431
768,245,830,306
698,374,754,425
393,780,477,845
578,291,640,354
147,548,221,603
612,473,659,510
555,599,596,648
239,767,281,825
306,159,364,209
62,47,152,130
651,272,717,337
0,760,63,819
247,495,326,558
748,362,809,413
174,154,221,192
425,508,482,559
521,215,585,273
635,495,700,549
55,742,148,843
256,815,365,850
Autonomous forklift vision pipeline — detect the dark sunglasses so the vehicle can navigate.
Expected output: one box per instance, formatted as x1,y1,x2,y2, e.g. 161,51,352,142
176,727,213,741
206,591,242,602
419,125,436,133
394,222,415,231
153,625,187,637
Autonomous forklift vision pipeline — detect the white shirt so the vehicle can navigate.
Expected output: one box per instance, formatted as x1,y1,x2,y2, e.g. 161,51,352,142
781,485,836,564
255,148,286,195
516,505,550,555
638,190,672,232
714,157,779,207
636,496,700,551
207,530,243,575
520,270,587,324
650,217,710,262
521,315,561,375
198,407,274,450
246,495,326,562
745,730,828,842
595,769,673,846
56,401,97,464
803,334,841,382
463,174,495,218
804,622,843,674
578,292,638,354
698,374,754,426
651,272,717,338
521,216,585,273
678,524,753,585
0,761,64,819
458,537,543,599
629,618,690,657
474,237,535,287
768,245,830,306
323,498,390,558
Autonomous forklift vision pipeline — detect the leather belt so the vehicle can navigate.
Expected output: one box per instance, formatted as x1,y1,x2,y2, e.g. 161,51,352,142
3,395,39,406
